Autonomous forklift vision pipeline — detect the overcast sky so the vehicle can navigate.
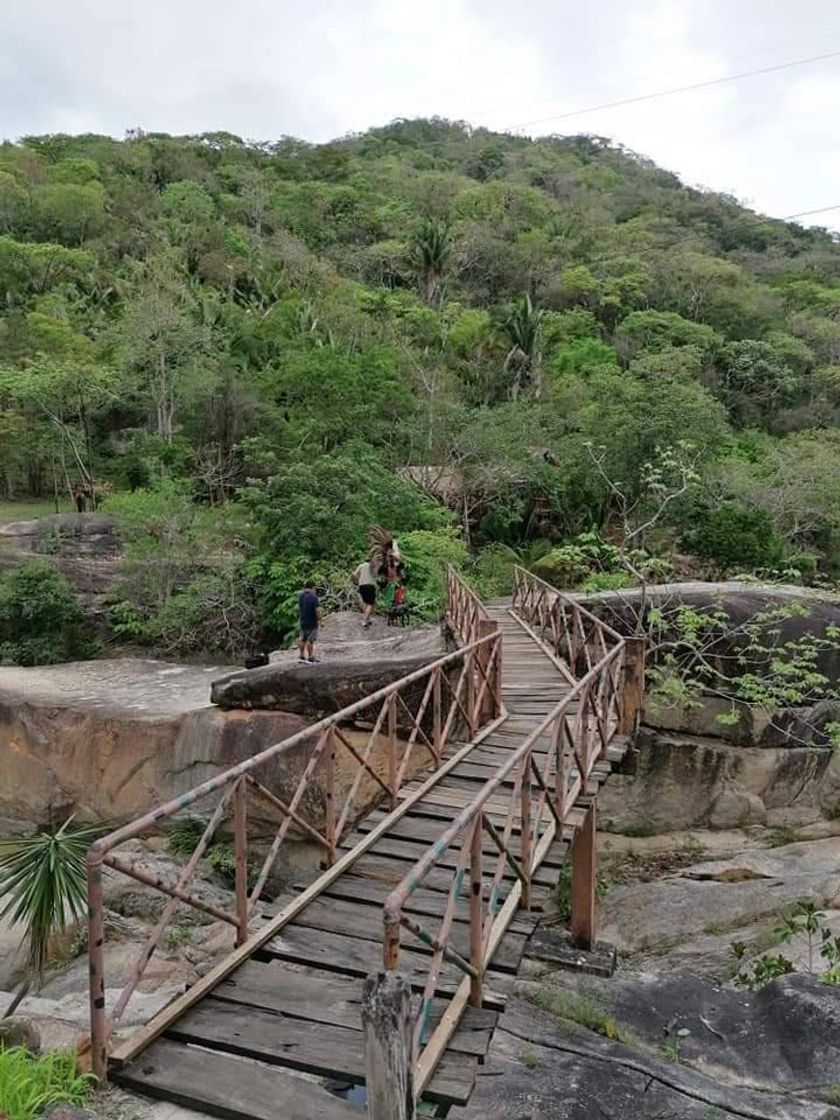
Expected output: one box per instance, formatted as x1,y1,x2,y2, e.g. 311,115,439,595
3,0,839,228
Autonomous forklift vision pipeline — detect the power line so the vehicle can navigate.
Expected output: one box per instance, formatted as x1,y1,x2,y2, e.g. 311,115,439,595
508,48,840,131
468,29,840,129
781,204,840,222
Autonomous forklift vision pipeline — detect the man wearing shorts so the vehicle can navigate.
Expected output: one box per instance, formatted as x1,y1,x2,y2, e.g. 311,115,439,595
298,580,322,663
353,559,377,628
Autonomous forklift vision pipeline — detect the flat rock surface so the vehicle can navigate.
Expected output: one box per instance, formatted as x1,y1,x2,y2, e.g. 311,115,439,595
599,837,840,959
0,658,232,716
450,996,840,1120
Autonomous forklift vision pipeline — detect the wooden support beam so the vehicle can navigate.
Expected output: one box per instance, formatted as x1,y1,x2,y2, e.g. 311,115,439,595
618,636,646,736
570,803,596,950
362,971,416,1120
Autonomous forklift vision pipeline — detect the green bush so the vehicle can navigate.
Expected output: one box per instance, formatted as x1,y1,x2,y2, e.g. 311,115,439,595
681,503,786,573
0,561,99,665
398,528,467,619
470,543,519,598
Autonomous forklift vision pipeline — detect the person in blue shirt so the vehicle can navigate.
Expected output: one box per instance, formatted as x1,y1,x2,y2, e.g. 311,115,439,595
297,580,322,664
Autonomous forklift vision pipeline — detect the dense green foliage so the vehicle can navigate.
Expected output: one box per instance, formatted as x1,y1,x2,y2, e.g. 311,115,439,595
2,120,840,655
0,561,98,665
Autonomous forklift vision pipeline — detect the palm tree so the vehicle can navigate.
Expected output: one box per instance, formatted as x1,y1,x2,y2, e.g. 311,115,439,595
498,293,545,400
411,218,451,307
0,818,104,986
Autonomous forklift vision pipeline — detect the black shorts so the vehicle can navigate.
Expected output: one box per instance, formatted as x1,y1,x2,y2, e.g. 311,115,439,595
360,585,376,606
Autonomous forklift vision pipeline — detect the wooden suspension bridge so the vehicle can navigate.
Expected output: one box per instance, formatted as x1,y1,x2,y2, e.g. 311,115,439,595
85,567,645,1118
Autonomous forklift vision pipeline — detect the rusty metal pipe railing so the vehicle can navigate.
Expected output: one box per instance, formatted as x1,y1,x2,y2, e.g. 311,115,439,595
512,565,624,643
87,567,502,1083
381,637,626,1082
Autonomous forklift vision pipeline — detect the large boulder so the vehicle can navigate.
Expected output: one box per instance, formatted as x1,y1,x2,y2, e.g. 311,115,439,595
600,726,840,831
597,836,840,961
0,658,310,830
578,581,840,682
211,613,447,713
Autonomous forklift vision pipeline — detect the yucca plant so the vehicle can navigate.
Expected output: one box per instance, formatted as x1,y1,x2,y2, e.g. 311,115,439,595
411,217,451,307
0,818,105,986
497,292,545,400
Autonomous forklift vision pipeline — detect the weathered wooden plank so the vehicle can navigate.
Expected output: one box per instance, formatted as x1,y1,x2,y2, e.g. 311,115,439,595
111,1038,360,1120
282,894,527,973
339,833,558,887
166,997,477,1107
343,819,566,874
213,960,497,1058
362,972,415,1120
313,874,537,936
259,923,512,1004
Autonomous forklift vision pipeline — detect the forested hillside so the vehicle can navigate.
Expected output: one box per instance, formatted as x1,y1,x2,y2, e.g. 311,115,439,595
2,118,840,659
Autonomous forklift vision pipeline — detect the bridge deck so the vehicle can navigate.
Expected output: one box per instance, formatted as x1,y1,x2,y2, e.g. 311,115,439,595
109,604,628,1118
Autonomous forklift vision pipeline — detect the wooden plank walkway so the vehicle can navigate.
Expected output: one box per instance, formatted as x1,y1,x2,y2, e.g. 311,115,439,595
111,603,628,1117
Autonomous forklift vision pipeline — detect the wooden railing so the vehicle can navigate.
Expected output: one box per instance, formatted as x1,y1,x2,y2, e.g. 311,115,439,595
86,571,501,1082
446,564,491,647
379,570,643,1101
512,565,625,681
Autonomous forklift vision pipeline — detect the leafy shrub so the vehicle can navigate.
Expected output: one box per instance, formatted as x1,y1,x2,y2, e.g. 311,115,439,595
681,503,785,573
398,528,467,619
579,570,633,593
0,561,98,665
470,543,519,598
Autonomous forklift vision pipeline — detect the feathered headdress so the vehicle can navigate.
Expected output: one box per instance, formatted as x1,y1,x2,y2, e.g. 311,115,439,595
369,524,395,577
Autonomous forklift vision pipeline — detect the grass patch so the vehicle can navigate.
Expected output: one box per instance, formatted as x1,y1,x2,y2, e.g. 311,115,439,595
163,917,198,950
521,1045,540,1069
601,819,656,838
554,865,612,920
0,500,73,524
530,988,632,1044
0,1047,94,1120
768,824,799,848
661,1035,684,1064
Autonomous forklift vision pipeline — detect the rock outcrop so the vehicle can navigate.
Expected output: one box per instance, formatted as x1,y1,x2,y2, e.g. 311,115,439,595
600,724,840,832
211,613,447,712
0,512,122,600
451,993,840,1120
0,658,310,831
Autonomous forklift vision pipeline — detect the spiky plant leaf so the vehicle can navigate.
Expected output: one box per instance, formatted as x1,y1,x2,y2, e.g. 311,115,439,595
0,818,105,985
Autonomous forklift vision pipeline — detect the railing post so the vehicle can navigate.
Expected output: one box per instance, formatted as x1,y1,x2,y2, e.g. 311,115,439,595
570,802,597,950
618,636,646,736
388,694,398,809
519,753,532,911
469,817,483,1007
433,667,442,765
466,648,477,739
233,777,249,947
475,619,497,726
362,971,416,1120
324,728,337,864
384,914,401,971
87,847,108,1083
